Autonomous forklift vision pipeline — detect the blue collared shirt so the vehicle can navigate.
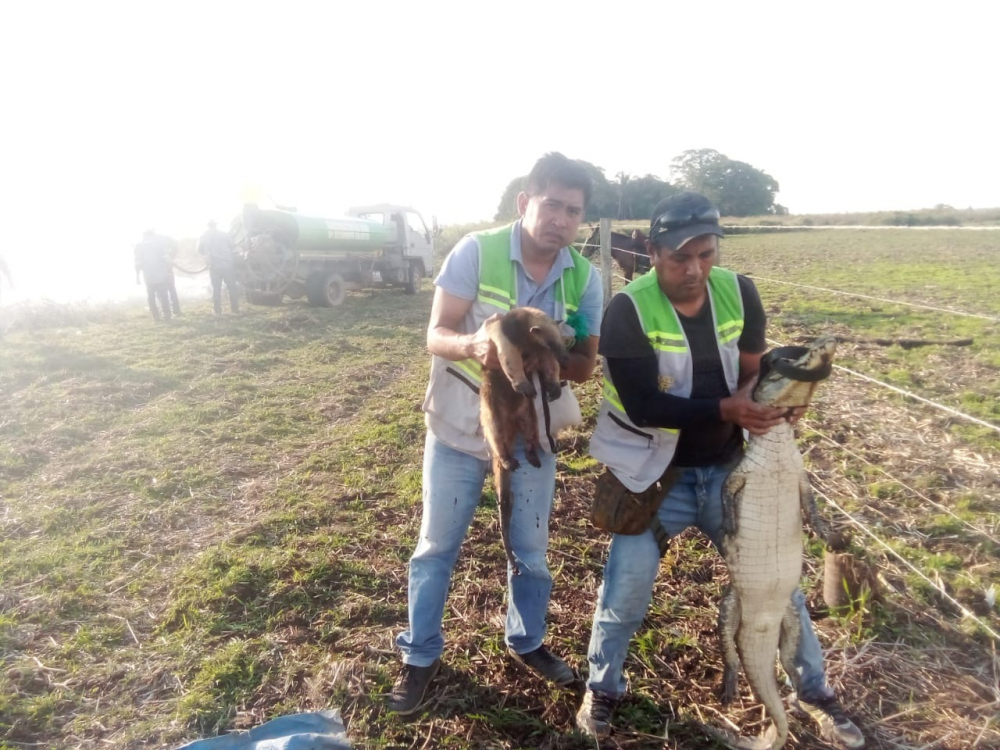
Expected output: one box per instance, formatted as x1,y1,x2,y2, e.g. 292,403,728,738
434,220,603,337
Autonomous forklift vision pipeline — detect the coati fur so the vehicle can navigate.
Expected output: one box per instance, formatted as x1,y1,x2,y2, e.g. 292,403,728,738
480,307,570,575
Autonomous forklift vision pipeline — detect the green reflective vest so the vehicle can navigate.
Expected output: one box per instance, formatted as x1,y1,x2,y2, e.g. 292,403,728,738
423,224,592,459
589,266,744,492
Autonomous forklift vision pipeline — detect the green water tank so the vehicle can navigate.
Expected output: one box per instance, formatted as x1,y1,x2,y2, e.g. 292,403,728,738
238,204,390,254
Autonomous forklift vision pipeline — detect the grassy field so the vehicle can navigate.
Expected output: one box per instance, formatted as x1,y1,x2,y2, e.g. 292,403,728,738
1,228,999,749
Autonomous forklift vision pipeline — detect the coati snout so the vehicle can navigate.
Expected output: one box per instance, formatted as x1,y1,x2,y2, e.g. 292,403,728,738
529,324,570,368
496,309,568,400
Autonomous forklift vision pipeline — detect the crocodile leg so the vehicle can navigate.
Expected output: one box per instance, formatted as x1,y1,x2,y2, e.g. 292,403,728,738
722,472,746,538
720,584,742,704
799,473,846,550
778,599,803,693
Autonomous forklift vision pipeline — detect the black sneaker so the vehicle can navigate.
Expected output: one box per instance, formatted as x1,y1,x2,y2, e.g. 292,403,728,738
575,689,617,739
387,659,441,715
792,692,865,749
509,645,575,686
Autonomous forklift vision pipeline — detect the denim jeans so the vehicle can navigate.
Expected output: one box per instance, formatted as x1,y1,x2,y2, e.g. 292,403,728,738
585,464,832,701
396,431,557,667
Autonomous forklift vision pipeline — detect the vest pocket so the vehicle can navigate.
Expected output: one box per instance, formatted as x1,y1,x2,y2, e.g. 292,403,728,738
590,409,661,482
608,411,654,446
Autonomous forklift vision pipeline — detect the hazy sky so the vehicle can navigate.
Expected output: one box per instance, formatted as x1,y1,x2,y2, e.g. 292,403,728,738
1,1,997,301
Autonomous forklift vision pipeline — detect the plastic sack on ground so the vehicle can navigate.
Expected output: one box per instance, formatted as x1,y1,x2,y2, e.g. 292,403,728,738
176,709,350,750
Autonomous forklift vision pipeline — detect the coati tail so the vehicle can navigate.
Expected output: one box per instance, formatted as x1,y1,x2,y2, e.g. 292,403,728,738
494,456,521,576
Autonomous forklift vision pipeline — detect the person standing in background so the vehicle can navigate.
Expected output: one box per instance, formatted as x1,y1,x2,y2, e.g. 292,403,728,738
156,232,182,316
197,220,240,315
134,230,174,322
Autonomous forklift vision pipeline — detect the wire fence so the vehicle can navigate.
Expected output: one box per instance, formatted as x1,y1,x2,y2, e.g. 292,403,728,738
805,426,1000,547
763,336,1000,435
586,218,1000,644
811,481,1000,642
751,276,1000,323
755,332,1000,640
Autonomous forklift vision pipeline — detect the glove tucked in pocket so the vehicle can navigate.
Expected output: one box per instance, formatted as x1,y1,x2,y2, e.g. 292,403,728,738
590,465,679,535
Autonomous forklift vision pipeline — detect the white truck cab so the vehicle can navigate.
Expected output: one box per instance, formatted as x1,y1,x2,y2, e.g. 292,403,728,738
347,204,435,283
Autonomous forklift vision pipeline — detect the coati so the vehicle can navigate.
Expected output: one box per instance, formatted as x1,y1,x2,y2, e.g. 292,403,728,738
480,307,570,575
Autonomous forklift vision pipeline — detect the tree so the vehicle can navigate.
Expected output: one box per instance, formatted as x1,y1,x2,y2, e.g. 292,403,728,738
494,176,526,221
670,149,728,194
670,149,780,216
494,163,677,222
624,174,678,219
615,172,632,219
576,160,617,221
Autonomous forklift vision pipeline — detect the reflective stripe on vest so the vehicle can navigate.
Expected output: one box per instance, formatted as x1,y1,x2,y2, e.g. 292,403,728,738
602,378,679,435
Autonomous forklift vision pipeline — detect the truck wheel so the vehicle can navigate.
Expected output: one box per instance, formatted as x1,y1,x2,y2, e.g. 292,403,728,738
306,272,346,307
404,261,424,295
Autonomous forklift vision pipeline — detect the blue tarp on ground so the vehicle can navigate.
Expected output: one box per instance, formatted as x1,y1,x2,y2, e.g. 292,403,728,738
176,710,350,750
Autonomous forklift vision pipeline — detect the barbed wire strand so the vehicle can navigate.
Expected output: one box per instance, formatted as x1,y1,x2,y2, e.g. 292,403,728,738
802,421,1000,546
753,276,1000,323
765,337,1000,435
582,243,1000,324
811,482,1000,642
577,241,648,259
833,363,1000,435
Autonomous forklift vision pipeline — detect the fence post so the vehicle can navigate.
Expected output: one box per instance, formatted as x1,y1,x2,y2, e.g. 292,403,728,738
599,218,612,308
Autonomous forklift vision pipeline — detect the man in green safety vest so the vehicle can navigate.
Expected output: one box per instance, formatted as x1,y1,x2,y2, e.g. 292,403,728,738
575,191,865,749
389,153,604,715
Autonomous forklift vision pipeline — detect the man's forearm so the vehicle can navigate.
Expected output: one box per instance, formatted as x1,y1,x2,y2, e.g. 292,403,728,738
427,326,476,362
607,355,721,429
561,350,596,384
560,335,599,384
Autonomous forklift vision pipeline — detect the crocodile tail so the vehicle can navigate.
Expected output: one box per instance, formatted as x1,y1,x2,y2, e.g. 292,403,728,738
737,630,789,749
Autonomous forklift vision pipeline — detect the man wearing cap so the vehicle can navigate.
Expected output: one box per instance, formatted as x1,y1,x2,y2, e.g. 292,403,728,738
575,191,864,748
197,220,240,315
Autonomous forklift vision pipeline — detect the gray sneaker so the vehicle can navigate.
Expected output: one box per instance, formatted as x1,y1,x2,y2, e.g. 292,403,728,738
792,692,865,749
575,689,617,739
509,645,575,686
387,659,441,715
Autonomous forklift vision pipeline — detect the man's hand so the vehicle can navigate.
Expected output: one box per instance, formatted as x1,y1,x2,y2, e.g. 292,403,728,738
469,314,502,370
719,381,788,435
785,406,808,425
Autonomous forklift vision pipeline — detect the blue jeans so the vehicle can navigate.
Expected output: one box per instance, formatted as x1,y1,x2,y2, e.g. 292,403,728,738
585,464,832,701
396,431,557,667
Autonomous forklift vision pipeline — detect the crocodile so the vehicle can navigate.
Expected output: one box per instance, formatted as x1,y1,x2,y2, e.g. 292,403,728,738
714,336,838,750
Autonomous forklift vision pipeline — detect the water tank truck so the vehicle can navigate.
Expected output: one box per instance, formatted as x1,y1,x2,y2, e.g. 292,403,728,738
231,203,435,306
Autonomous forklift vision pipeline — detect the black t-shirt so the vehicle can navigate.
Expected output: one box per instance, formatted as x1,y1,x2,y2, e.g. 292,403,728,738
598,274,766,467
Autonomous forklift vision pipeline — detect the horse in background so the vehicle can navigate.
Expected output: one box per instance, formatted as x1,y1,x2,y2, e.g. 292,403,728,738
580,225,651,281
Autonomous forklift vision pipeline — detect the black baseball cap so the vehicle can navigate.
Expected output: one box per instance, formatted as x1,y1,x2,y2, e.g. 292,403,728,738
648,191,724,249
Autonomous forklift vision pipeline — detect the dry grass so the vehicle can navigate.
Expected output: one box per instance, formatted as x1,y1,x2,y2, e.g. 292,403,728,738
2,229,999,749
